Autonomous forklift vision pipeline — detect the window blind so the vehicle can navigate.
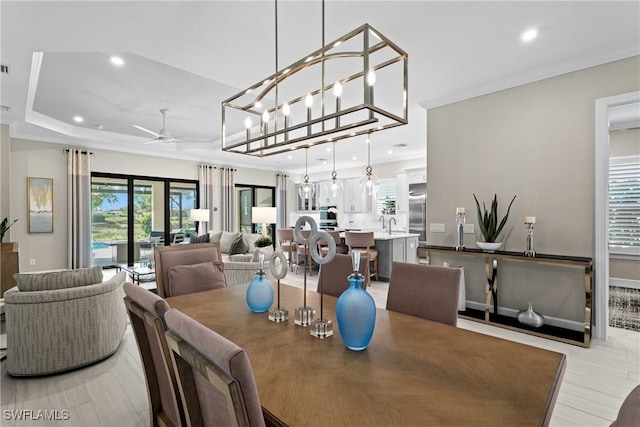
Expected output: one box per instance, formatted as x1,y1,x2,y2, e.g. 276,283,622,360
376,179,396,215
609,156,640,256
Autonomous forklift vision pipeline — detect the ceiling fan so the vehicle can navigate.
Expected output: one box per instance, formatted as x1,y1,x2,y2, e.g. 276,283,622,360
132,108,182,144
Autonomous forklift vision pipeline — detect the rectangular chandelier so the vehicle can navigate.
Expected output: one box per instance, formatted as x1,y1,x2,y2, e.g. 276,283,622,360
222,23,408,157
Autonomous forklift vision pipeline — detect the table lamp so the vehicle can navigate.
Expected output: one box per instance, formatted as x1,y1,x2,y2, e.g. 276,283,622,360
252,207,277,237
190,208,210,234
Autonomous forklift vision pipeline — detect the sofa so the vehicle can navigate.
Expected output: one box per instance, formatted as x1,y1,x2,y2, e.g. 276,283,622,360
4,267,127,376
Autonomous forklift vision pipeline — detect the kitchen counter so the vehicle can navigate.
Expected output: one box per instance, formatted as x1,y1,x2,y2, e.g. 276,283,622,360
372,231,420,240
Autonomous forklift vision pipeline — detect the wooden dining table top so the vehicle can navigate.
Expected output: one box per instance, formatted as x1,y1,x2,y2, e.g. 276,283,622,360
166,282,566,427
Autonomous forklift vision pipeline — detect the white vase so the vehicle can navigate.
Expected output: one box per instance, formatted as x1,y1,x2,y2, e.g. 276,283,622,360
476,241,503,252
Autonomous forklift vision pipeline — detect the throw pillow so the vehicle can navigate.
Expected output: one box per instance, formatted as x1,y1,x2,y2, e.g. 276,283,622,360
209,231,223,243
15,266,103,292
166,261,226,297
229,236,249,255
242,233,262,253
219,231,240,254
251,246,275,263
190,233,210,244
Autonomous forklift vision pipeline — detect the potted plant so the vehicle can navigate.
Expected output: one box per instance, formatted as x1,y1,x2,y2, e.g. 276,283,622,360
1,217,18,253
473,194,516,251
255,235,273,248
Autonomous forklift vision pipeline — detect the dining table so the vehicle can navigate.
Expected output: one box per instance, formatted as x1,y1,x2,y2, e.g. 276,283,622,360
166,282,566,427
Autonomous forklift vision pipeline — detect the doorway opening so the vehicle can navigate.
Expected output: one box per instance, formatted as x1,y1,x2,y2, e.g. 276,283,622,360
235,184,276,237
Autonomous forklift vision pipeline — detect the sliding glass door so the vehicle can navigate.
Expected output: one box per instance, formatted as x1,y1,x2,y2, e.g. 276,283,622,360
235,185,275,236
91,173,198,266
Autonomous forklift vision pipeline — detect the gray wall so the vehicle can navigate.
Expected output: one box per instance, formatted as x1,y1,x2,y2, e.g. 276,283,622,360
426,56,640,324
7,137,297,272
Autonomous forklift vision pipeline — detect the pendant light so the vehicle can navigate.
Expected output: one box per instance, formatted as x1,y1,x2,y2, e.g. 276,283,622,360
360,133,379,197
299,147,316,200
328,141,343,198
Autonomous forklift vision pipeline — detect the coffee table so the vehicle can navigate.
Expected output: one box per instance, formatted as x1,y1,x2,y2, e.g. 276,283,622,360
118,263,155,285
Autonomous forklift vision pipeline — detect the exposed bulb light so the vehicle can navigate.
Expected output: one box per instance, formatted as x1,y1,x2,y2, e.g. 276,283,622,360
110,56,125,66
521,29,538,42
333,81,343,97
262,110,270,123
73,115,84,123
283,103,290,116
244,117,252,129
255,101,262,109
367,68,376,86
298,148,316,200
305,93,314,108
360,132,379,197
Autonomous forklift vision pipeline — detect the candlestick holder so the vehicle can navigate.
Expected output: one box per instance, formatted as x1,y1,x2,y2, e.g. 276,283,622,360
309,230,336,338
524,220,536,257
456,208,466,251
293,216,317,327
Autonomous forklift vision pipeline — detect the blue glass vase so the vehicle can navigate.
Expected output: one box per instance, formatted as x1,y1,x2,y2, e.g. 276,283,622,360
336,273,376,351
246,270,274,313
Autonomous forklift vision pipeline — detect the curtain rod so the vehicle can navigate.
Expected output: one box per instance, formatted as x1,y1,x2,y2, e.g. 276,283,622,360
198,164,217,169
63,148,94,155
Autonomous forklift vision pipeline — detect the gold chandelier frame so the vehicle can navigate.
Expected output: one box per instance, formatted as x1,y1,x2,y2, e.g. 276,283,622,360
222,23,408,157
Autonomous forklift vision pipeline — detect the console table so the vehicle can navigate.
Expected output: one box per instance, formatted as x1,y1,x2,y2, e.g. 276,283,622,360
418,245,593,347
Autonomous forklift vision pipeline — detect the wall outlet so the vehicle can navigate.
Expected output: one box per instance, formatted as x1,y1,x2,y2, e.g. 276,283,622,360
463,224,474,234
30,259,36,266
430,223,445,233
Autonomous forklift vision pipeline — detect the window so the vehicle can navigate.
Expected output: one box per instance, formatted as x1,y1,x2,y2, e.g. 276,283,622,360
609,156,640,256
376,179,396,216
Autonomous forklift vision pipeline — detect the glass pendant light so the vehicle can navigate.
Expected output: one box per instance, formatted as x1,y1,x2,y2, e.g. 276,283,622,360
328,141,343,198
299,147,316,200
360,133,379,197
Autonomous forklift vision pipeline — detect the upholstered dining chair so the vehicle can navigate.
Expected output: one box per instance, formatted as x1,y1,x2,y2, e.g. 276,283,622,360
317,253,370,298
123,283,185,427
154,242,227,298
610,384,640,427
164,308,266,427
276,228,295,268
344,231,378,284
317,230,348,256
295,230,315,275
386,262,461,326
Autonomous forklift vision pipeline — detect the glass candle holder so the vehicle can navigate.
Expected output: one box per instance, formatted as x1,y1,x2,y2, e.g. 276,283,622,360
456,208,466,251
524,216,536,257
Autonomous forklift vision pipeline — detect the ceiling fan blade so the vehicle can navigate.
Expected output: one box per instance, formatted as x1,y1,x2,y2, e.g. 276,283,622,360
133,124,160,137
144,138,160,145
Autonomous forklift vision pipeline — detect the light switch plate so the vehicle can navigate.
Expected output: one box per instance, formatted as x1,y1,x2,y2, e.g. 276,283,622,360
463,224,474,234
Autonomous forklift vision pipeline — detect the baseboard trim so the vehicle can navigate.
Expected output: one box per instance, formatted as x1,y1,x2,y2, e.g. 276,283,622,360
465,301,584,332
610,277,640,290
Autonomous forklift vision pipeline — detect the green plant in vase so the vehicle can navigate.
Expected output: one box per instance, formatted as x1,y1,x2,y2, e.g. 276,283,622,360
255,235,273,248
1,217,18,242
473,194,516,250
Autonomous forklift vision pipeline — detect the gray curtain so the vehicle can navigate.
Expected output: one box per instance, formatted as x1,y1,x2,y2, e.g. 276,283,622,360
67,149,92,269
198,164,216,234
221,167,236,231
276,173,288,229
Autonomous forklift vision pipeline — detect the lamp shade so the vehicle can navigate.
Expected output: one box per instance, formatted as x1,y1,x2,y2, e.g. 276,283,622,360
252,207,277,224
190,208,210,222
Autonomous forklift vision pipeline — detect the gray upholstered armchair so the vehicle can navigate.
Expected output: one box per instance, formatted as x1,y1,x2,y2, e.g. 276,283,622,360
4,267,127,376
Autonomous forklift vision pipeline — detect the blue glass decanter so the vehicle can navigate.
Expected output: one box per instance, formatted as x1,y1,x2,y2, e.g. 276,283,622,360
335,253,376,351
246,253,274,313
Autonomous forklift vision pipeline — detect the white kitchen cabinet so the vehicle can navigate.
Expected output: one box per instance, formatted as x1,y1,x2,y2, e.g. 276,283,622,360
374,234,420,280
405,236,418,263
317,180,342,206
342,178,372,213
406,168,426,184
395,172,408,213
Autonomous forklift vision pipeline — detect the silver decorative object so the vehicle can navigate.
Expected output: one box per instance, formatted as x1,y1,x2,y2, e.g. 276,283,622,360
455,207,465,250
524,216,536,257
268,251,289,323
517,301,544,328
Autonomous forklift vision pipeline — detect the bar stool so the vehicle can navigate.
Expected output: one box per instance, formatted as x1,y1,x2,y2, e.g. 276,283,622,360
344,231,378,285
295,230,315,275
276,228,295,268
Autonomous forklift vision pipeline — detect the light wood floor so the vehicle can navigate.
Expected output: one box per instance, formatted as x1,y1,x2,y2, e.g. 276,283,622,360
1,270,638,427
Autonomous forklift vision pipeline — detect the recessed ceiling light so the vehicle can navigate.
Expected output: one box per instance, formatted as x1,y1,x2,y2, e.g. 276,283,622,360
326,147,331,152
388,150,393,154
520,29,538,42
287,155,292,159
73,115,84,123
110,56,125,66
352,156,357,160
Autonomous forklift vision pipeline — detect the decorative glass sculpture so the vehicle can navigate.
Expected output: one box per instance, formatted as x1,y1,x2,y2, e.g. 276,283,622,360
336,253,376,350
517,301,544,328
246,254,274,313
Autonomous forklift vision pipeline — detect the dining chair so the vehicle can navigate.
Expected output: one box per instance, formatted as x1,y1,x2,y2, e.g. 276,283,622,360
386,262,461,326
276,228,295,268
154,242,226,298
317,230,348,256
317,253,370,298
123,282,185,427
611,384,640,427
295,230,315,275
344,231,378,284
164,308,266,427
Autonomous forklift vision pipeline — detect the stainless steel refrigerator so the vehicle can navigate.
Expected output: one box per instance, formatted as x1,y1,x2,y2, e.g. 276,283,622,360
409,183,427,246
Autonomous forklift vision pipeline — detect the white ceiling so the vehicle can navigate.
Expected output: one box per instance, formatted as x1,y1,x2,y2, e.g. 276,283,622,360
1,1,639,175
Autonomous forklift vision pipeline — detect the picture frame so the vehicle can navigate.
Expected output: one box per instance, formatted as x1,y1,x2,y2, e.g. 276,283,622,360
28,177,53,233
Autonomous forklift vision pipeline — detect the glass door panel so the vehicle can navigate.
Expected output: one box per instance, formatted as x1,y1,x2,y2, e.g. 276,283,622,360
238,187,252,233
134,179,165,260
91,177,129,267
169,182,197,244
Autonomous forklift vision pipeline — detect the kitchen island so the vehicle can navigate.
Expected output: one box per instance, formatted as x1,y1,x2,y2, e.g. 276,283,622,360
372,232,420,280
